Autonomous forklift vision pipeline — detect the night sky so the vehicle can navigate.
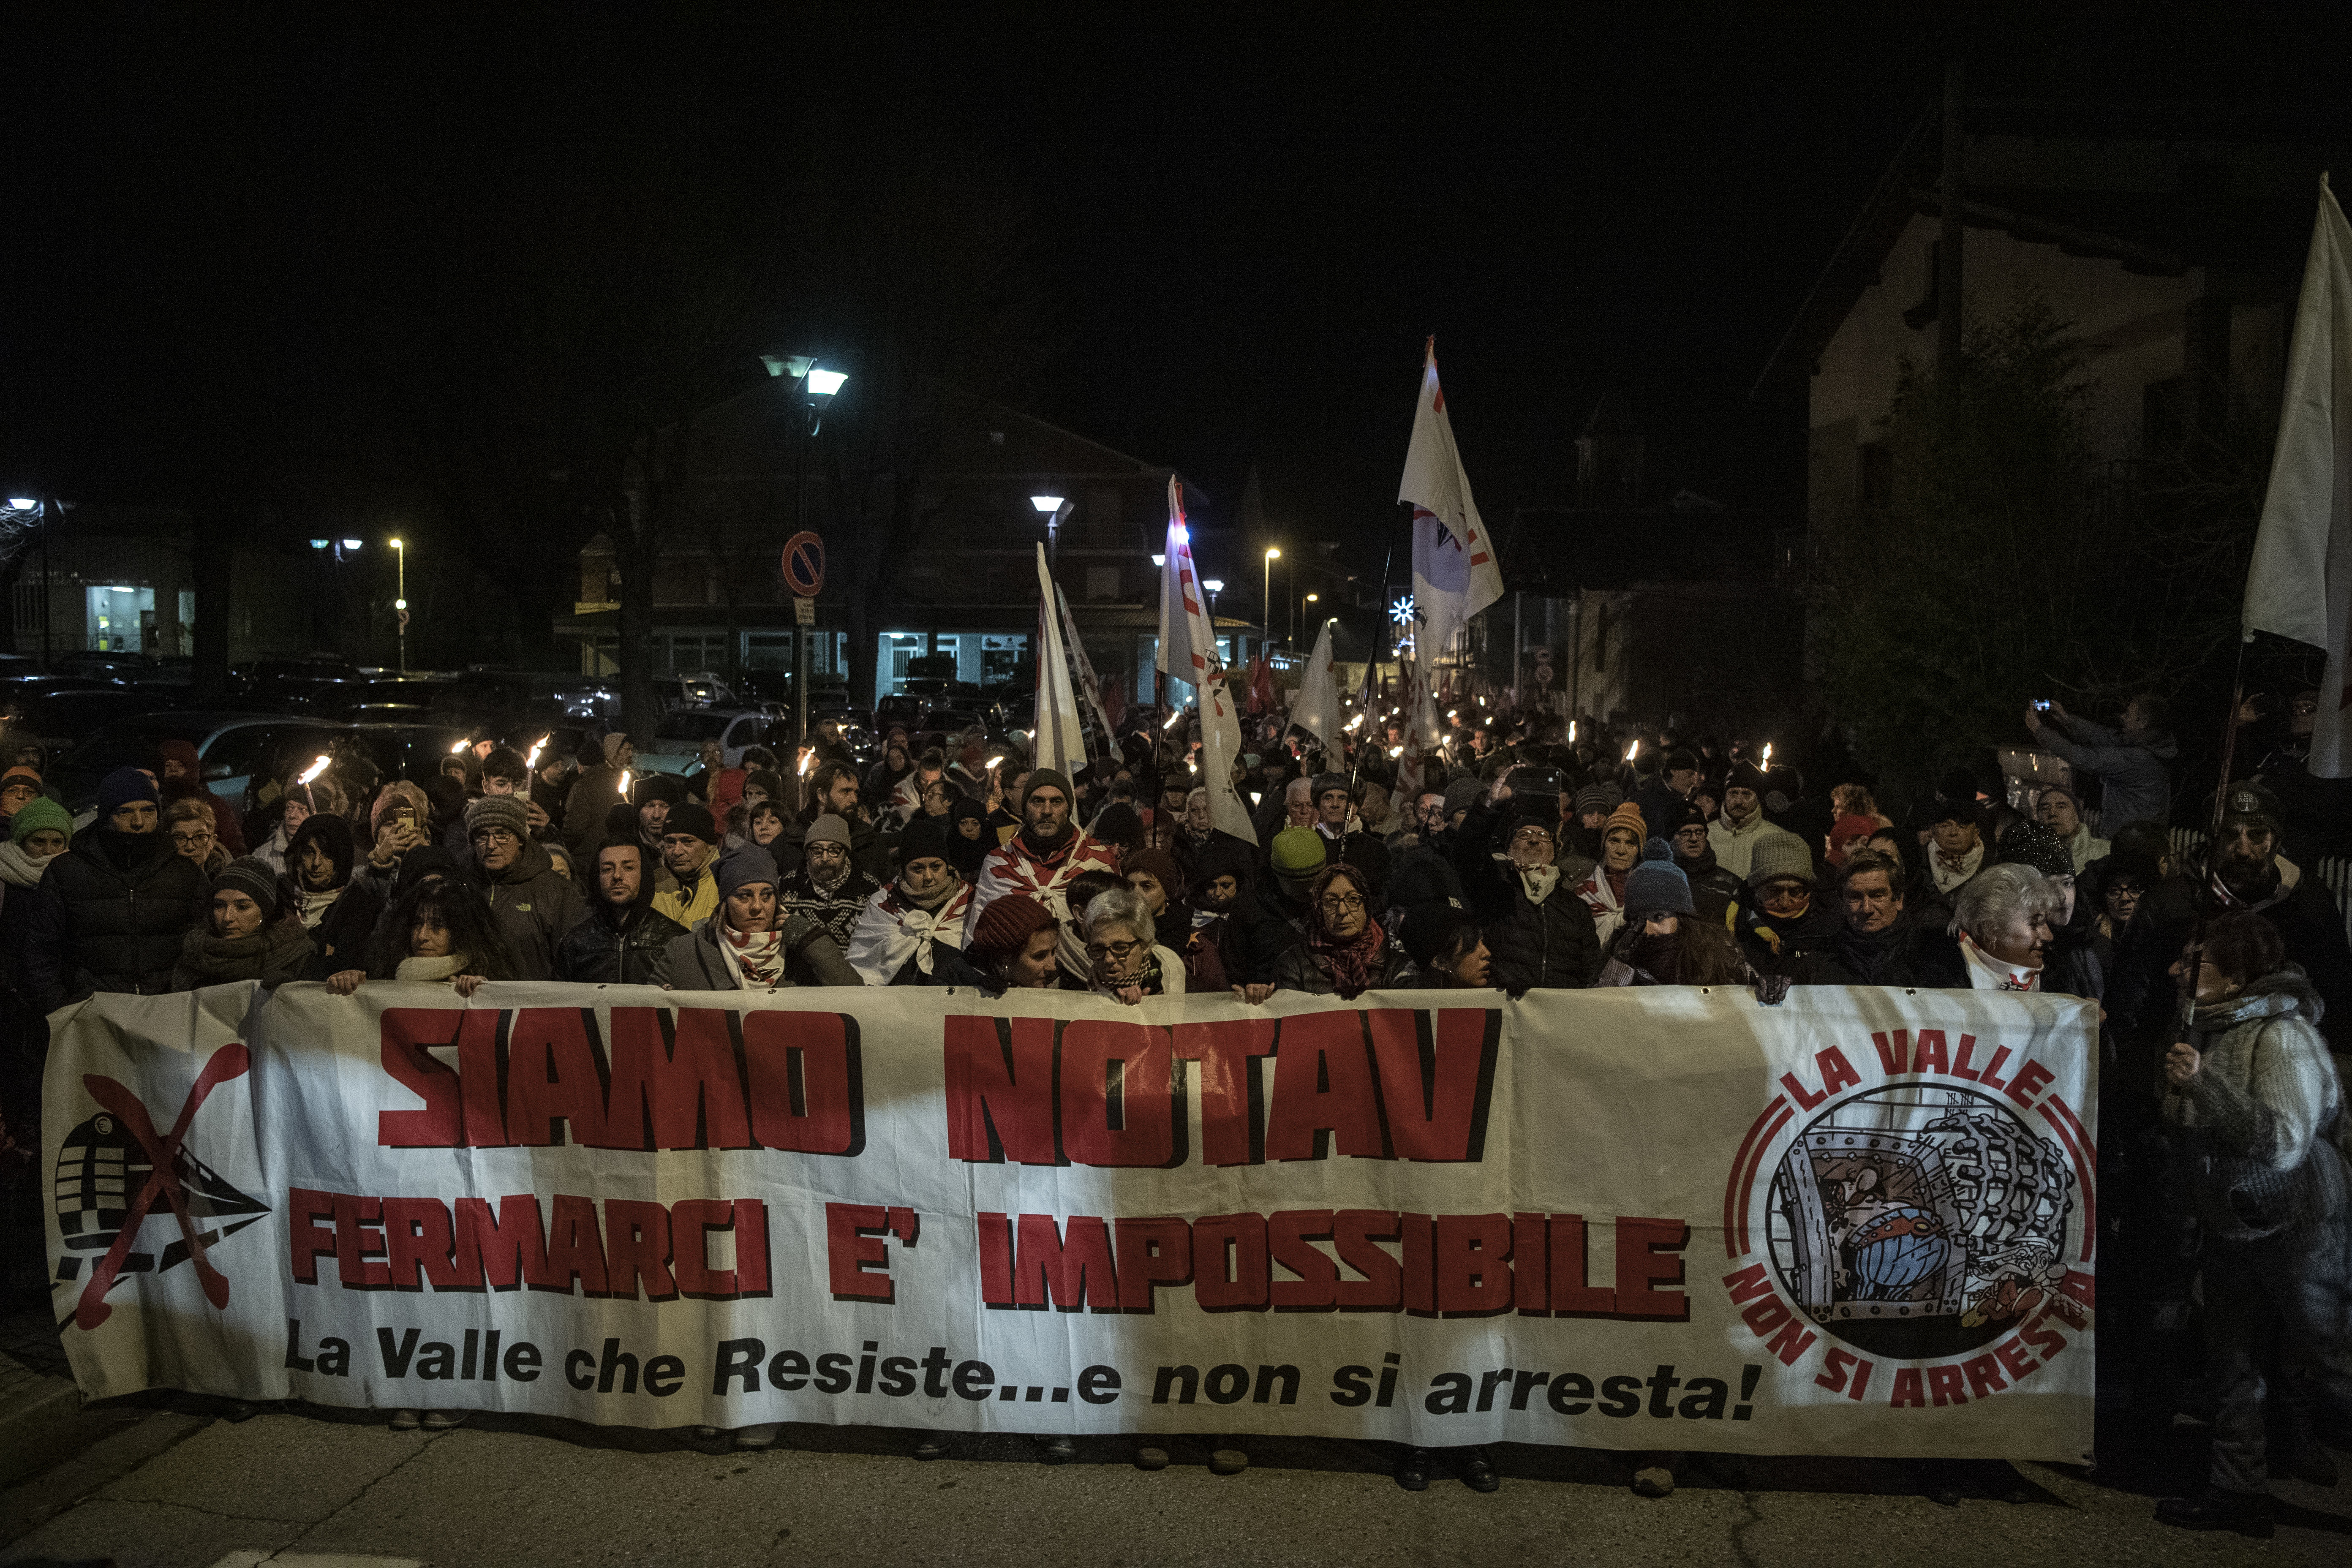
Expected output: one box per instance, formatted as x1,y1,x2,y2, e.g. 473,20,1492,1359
7,8,2343,580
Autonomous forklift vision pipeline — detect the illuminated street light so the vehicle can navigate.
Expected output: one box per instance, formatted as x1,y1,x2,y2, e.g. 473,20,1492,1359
1262,548,1280,648
389,537,408,674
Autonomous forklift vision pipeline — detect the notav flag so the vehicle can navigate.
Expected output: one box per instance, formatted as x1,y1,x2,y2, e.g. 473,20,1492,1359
1156,476,1221,689
1399,338,1504,670
1197,672,1260,845
1032,545,1087,781
2245,176,2352,779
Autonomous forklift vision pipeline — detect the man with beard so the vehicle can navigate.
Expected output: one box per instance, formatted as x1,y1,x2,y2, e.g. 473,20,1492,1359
22,769,207,1013
778,814,883,953
1668,800,1743,928
963,768,1119,982
1706,762,1776,880
2120,783,2352,1052
849,817,977,986
555,839,688,985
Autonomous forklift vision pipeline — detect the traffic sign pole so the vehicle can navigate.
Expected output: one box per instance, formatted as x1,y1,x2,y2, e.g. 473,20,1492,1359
782,532,826,755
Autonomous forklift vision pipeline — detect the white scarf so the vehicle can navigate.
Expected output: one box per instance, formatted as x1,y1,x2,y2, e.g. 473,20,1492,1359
1958,933,2039,991
295,886,341,929
716,920,786,989
396,953,469,983
1519,864,1562,907
1930,841,1983,894
0,841,53,890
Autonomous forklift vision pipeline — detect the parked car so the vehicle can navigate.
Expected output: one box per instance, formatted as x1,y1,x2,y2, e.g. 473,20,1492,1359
430,670,619,729
50,712,342,814
300,676,454,721
47,649,154,683
633,708,789,775
2,687,169,760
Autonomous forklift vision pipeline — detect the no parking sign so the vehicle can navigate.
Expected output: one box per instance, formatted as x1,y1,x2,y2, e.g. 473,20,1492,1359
781,532,825,599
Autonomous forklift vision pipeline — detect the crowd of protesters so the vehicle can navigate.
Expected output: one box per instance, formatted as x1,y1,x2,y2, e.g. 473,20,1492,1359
0,678,2345,1529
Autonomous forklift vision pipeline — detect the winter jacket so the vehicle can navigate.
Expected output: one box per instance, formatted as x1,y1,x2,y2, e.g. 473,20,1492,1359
657,913,862,991
1706,811,1778,880
1450,799,1600,992
555,902,689,985
1675,845,1745,929
562,763,628,855
301,881,385,982
1271,935,1407,997
2033,717,2176,833
0,844,59,1004
471,840,587,982
2164,968,2347,1242
2115,863,2352,1055
22,826,209,1013
169,916,316,992
1784,915,1937,987
652,857,721,931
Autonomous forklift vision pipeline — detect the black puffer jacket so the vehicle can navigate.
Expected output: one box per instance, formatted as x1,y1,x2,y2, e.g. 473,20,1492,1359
1450,799,1599,992
22,826,208,1013
555,902,689,985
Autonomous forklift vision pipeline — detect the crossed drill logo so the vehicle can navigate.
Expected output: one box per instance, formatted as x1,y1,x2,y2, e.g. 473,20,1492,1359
55,1044,267,1330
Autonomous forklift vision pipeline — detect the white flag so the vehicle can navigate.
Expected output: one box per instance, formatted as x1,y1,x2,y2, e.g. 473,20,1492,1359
1057,583,1114,768
1198,675,1260,845
1399,338,1504,668
1156,476,1221,688
1290,618,1342,753
2245,177,2352,779
1032,545,1086,781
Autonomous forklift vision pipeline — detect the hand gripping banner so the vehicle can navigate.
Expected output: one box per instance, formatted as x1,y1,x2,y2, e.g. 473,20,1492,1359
47,981,2097,1459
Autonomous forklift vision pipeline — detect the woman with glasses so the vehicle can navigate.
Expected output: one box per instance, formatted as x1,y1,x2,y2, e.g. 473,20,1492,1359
1082,887,1184,1004
1271,863,1404,998
163,798,229,879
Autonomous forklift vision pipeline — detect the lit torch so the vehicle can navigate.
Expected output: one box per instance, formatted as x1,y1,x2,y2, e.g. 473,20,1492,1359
526,734,549,771
1761,743,1773,771
298,754,330,786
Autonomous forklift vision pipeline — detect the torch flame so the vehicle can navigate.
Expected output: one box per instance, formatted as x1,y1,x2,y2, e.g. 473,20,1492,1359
298,754,330,786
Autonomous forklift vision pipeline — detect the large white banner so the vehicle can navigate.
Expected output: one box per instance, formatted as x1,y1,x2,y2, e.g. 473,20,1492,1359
47,982,2098,1459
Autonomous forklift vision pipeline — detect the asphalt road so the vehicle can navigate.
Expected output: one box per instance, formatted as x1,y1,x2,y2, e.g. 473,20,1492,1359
0,1404,2344,1568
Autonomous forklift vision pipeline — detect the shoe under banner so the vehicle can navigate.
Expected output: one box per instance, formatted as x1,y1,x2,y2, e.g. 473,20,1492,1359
48,979,2096,1458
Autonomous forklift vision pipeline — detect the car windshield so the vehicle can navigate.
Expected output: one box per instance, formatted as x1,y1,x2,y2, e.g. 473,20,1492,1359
59,714,218,772
655,713,731,743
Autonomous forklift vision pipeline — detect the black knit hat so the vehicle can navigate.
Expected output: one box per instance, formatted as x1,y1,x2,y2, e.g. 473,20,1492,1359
210,857,284,922
1995,819,2074,879
665,802,719,845
899,816,953,866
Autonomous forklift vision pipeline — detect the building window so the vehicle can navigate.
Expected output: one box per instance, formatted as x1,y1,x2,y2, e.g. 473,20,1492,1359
86,585,155,653
981,634,1026,684
744,634,794,671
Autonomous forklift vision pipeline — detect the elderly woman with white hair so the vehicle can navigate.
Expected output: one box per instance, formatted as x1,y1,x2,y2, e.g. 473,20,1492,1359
1082,886,1186,1005
1914,862,2063,992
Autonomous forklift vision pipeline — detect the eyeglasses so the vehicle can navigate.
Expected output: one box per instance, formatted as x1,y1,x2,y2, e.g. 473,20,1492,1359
471,828,520,847
1319,893,1366,911
169,830,213,849
1085,938,1143,961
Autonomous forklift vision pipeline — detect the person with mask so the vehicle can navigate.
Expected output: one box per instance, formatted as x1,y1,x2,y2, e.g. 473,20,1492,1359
849,818,975,986
555,839,688,985
464,795,585,982
651,802,722,931
2153,912,2352,1539
1452,768,1601,993
963,768,1119,983
1731,833,1837,975
22,769,207,1015
1596,841,1701,986
286,814,381,981
170,857,313,991
659,847,860,994
963,894,1063,993
1667,800,1742,928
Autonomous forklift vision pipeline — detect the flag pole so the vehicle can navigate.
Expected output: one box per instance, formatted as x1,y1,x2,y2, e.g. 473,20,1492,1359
2179,628,2257,1029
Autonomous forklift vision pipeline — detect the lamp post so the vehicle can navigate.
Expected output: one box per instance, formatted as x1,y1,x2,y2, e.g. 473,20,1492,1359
1030,494,1070,572
764,352,847,746
1262,547,1279,655
389,537,407,674
1301,592,1318,645
1202,579,1224,663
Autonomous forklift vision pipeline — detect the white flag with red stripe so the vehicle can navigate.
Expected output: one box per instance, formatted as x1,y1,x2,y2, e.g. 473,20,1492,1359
1198,675,1259,845
1156,476,1222,688
1399,338,1504,668
1032,545,1086,781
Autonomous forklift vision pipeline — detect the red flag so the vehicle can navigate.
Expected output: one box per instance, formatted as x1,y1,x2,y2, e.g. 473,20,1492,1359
1252,658,1277,716
1101,672,1127,732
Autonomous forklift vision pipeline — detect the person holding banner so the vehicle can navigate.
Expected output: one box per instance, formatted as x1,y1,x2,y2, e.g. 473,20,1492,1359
1271,864,1404,998
847,818,975,987
658,847,860,991
554,840,688,986
1082,887,1185,1003
963,894,1062,992
169,857,313,992
20,768,207,1016
328,872,519,1001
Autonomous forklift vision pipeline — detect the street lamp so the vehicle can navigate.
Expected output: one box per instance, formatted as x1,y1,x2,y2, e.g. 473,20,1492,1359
1202,579,1224,647
1031,493,1073,570
1300,591,1317,642
389,537,407,674
1262,547,1280,651
766,351,849,744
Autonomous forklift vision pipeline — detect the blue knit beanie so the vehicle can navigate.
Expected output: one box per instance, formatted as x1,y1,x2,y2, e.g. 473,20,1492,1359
1623,838,1695,921
98,768,160,814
